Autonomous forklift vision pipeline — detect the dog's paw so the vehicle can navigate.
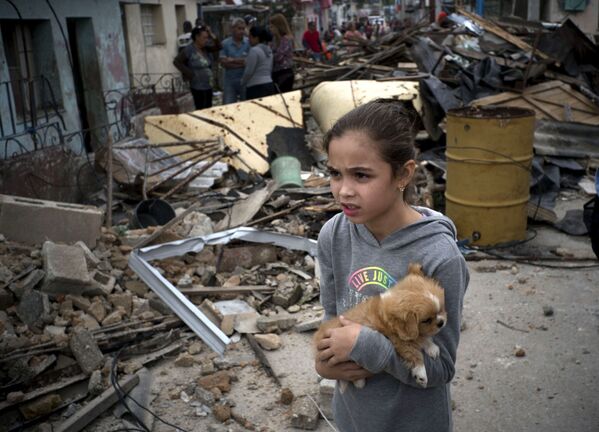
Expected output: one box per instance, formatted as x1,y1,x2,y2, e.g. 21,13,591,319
353,379,366,389
339,380,348,394
425,342,440,359
412,365,428,387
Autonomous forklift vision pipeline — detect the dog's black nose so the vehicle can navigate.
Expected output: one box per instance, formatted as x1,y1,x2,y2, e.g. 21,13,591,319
437,319,445,328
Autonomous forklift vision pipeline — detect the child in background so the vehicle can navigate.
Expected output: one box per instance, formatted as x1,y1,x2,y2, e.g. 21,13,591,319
315,99,469,432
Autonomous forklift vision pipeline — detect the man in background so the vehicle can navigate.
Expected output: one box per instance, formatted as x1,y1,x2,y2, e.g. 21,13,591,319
219,18,250,104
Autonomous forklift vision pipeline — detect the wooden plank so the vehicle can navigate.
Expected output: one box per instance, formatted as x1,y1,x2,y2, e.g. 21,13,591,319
181,285,274,295
456,8,551,61
55,374,139,432
0,374,87,413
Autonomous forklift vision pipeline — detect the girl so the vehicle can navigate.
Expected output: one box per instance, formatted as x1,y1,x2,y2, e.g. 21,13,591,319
269,13,295,93
315,99,469,432
173,26,221,110
241,26,276,100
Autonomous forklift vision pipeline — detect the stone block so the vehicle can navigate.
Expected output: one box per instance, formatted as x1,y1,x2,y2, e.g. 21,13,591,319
0,194,102,247
85,270,115,296
256,314,297,333
75,241,100,269
219,245,278,272
41,242,92,295
272,282,303,308
294,316,323,333
16,289,51,329
69,330,104,374
8,269,45,299
290,395,319,430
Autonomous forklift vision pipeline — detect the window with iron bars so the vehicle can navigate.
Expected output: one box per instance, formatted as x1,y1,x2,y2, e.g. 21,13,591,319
141,4,166,46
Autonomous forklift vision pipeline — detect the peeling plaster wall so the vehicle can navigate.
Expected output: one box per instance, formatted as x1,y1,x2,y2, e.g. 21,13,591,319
122,0,199,79
0,0,129,158
544,0,599,36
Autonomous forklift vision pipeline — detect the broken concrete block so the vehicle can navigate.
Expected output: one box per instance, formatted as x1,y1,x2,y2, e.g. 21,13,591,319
253,333,282,350
219,245,278,272
87,299,106,323
0,194,102,247
197,371,232,393
41,242,92,295
85,270,116,296
65,294,91,312
213,300,259,335
102,308,125,326
256,314,297,333
294,316,323,333
272,282,303,308
75,241,100,269
290,395,319,430
125,280,148,297
16,289,51,329
69,330,104,374
8,269,45,299
88,370,104,396
108,293,132,316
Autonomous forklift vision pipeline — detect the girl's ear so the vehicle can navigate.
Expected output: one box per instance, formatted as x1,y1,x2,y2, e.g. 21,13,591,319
397,159,416,190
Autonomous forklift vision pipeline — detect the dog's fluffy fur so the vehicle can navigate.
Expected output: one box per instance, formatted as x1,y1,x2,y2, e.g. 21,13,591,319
314,263,446,389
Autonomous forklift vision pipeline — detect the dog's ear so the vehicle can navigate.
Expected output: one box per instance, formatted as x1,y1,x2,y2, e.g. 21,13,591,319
397,311,419,340
407,263,424,276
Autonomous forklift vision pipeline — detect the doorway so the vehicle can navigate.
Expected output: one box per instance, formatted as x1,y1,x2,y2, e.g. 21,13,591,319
66,18,107,152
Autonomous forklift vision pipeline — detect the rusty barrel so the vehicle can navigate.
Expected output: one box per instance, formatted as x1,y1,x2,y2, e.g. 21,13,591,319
445,106,536,246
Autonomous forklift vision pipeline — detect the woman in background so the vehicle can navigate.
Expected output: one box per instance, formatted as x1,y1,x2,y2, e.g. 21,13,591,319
269,13,295,93
241,26,276,100
173,26,221,109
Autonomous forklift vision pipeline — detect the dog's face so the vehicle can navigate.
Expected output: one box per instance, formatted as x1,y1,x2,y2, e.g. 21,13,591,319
380,264,447,341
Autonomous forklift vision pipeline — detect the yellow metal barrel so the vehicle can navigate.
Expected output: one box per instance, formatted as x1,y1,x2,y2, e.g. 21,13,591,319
445,106,536,246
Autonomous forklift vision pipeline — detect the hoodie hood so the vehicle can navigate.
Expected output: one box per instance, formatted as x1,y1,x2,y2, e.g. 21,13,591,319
354,206,458,250
258,43,272,57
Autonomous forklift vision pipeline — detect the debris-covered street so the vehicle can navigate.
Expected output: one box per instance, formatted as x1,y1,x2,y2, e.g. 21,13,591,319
1,1,598,431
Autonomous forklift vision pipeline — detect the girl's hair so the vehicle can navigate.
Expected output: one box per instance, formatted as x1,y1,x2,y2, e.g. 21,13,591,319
323,99,418,178
270,13,292,39
249,25,273,43
191,26,208,42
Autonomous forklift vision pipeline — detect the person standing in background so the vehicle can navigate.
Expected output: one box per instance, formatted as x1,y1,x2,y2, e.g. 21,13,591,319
177,20,193,51
220,18,250,104
302,21,323,62
241,26,276,100
269,13,295,93
173,26,221,110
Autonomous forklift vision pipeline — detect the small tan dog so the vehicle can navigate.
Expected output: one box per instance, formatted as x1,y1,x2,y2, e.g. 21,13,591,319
314,263,446,390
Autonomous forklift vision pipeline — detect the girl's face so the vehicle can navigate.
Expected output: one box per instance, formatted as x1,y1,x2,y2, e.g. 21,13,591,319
249,33,258,46
327,130,413,240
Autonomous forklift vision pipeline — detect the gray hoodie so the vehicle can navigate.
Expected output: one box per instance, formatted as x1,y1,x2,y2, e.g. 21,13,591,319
241,43,273,88
317,207,469,432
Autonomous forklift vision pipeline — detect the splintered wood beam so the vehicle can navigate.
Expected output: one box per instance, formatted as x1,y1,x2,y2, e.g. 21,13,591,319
55,374,139,432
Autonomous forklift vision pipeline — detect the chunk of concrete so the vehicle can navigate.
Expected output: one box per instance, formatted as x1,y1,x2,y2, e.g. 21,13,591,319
290,395,320,430
272,282,303,308
256,314,297,333
0,194,103,247
8,269,45,299
16,289,52,329
69,330,104,375
41,242,92,295
0,286,14,310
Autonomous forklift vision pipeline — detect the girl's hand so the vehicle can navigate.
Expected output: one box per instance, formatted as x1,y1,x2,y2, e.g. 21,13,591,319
315,316,362,366
315,359,373,381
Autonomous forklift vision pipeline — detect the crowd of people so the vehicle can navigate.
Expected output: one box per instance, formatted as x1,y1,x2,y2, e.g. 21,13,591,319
173,15,402,110
174,14,295,110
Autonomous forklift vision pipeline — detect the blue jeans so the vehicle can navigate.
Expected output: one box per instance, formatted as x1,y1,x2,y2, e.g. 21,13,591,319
223,76,244,104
